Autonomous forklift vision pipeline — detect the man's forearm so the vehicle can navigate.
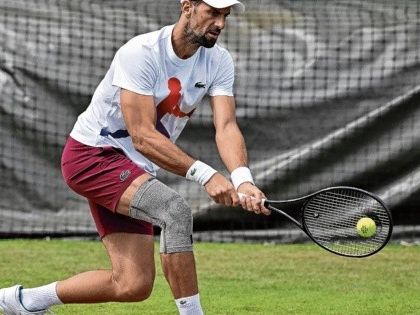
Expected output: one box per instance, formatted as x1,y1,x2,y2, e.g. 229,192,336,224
132,130,195,177
215,121,249,172
132,129,219,186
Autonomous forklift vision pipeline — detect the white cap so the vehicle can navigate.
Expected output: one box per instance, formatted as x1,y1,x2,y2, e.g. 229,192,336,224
180,0,245,13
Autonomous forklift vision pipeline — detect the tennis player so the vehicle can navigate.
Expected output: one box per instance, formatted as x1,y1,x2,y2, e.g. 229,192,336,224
0,0,269,314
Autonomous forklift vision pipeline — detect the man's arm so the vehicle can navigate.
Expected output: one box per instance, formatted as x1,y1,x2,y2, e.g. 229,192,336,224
120,89,239,206
120,89,194,176
211,95,270,215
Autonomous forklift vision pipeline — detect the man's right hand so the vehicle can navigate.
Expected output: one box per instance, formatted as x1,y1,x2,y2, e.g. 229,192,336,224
204,173,240,207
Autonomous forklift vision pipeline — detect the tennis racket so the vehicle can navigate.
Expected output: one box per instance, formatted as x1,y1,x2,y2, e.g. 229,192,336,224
240,186,393,257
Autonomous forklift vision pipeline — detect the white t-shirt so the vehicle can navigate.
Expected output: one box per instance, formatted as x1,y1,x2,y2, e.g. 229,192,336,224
70,24,235,175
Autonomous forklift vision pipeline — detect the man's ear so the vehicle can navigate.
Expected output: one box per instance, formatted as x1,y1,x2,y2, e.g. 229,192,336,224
181,0,193,18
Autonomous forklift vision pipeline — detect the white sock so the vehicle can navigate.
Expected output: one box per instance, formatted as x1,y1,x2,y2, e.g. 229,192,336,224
20,282,63,311
175,293,204,315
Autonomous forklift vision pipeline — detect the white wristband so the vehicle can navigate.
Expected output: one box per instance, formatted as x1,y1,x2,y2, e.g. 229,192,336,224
186,160,217,186
231,167,255,190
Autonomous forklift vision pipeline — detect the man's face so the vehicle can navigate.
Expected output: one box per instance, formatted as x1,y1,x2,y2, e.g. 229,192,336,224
184,2,231,48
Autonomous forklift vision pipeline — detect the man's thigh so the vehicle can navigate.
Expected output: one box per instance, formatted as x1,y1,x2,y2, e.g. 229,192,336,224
61,136,148,213
61,136,154,237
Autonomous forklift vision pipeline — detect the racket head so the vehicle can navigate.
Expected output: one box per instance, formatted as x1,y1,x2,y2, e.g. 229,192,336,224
301,186,393,258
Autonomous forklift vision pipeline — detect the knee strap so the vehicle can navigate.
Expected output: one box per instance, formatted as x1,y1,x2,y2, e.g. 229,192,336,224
129,178,193,254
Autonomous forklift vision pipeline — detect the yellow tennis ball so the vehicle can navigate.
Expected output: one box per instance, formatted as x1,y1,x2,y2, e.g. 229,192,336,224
357,217,377,238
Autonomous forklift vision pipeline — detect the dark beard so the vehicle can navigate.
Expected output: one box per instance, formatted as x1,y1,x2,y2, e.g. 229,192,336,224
194,32,217,48
184,23,217,48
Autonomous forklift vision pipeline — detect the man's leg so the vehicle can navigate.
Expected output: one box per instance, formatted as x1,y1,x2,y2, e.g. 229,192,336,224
160,252,198,299
119,177,204,314
161,252,203,315
56,232,155,303
118,175,199,297
0,232,155,314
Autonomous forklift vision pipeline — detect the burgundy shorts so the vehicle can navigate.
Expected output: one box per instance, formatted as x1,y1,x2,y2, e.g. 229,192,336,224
61,136,153,238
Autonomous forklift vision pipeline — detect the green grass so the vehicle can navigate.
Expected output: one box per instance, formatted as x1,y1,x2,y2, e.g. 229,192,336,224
0,240,419,314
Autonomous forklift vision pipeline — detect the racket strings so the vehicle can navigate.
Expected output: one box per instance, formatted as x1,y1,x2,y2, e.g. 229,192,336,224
318,195,386,216
323,192,383,204
308,197,390,226
303,189,391,257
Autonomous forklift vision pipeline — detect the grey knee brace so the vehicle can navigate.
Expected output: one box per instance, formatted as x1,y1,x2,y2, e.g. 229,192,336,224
129,178,193,254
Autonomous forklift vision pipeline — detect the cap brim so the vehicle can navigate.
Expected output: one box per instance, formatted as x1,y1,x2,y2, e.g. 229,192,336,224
202,0,245,13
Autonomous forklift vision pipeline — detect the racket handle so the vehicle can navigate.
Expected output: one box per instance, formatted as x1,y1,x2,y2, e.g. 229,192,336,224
238,193,266,206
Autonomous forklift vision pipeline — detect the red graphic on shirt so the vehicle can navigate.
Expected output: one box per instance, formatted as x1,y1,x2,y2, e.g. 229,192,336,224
156,77,195,138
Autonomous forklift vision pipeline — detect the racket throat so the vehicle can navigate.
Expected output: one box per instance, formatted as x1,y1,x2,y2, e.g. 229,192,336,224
267,205,302,228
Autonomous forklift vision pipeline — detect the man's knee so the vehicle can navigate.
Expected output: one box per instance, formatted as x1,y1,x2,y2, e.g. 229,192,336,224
112,272,154,302
129,178,193,254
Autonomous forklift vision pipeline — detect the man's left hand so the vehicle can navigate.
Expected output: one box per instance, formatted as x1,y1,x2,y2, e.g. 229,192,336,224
237,182,271,216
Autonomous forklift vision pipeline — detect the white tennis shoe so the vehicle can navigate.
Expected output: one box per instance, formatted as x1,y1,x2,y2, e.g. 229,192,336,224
0,285,52,315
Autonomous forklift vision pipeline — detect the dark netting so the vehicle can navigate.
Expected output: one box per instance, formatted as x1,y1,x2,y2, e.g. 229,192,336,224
1,0,420,241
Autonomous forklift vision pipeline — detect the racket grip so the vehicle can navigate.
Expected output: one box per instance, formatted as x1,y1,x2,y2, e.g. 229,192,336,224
238,193,266,206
